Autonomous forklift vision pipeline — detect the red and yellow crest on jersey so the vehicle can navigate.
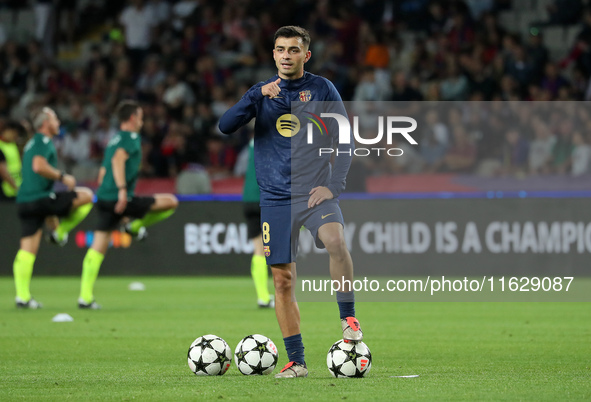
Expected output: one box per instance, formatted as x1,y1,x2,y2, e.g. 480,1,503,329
264,246,271,257
299,90,311,102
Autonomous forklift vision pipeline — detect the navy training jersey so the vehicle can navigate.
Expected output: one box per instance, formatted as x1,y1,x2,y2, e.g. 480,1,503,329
219,72,353,206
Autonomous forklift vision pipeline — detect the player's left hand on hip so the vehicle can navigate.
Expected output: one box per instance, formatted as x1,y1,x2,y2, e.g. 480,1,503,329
308,186,333,208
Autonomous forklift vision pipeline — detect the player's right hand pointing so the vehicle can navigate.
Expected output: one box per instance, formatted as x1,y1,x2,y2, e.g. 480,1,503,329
262,78,281,99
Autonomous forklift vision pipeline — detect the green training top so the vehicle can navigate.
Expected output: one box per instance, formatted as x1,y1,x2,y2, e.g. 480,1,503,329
97,130,142,201
16,133,57,203
242,138,260,203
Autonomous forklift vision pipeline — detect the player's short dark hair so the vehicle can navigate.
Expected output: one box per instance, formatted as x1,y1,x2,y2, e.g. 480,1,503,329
274,26,311,49
116,100,140,123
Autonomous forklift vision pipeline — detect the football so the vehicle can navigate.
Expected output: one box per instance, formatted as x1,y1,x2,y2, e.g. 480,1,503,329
234,334,279,375
187,334,232,376
327,340,372,378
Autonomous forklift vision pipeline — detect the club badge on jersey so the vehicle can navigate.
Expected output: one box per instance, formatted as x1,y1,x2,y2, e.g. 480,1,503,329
264,246,271,257
299,90,311,102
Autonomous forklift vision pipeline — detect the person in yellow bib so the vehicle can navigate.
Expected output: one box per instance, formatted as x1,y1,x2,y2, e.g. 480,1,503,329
13,107,94,309
0,122,22,201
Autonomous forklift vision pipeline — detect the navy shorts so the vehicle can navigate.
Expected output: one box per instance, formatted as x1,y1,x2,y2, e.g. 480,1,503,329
260,199,344,265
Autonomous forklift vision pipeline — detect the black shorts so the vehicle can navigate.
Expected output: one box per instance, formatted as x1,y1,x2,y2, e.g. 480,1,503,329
243,202,261,239
17,191,77,238
95,196,155,231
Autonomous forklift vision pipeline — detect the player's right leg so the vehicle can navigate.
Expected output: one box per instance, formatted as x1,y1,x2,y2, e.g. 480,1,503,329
124,193,178,239
317,221,363,343
14,201,47,308
48,188,94,246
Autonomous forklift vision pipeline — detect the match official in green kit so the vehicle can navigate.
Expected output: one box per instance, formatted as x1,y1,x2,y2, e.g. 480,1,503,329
13,107,94,309
79,100,178,309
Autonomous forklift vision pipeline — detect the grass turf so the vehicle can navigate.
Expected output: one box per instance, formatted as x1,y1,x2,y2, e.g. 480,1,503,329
0,277,589,401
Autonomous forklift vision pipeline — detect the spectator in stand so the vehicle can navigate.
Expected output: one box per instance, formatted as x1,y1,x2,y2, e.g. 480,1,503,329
437,125,477,173
465,0,494,21
532,0,583,27
171,0,200,33
363,28,389,70
505,44,534,92
498,128,529,177
464,58,497,100
33,0,55,56
571,130,591,176
3,54,28,99
159,122,186,177
136,55,166,102
420,108,450,172
446,7,475,54
541,62,570,99
119,0,157,73
91,114,117,162
390,71,423,101
353,67,382,102
526,31,549,83
529,116,557,175
440,58,469,100
424,1,447,35
162,74,195,120
148,0,171,32
206,135,236,179
549,119,575,174
59,124,92,174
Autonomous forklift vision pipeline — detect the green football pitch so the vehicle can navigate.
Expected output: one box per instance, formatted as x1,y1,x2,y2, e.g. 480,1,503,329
0,277,589,401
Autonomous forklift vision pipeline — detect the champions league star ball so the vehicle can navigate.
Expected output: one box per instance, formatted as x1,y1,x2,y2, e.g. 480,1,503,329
327,340,372,378
187,334,232,376
234,334,279,375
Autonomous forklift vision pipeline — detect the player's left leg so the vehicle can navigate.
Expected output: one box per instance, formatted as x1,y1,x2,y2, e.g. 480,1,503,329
50,187,94,246
79,231,110,309
317,221,363,342
272,262,308,378
126,193,178,238
78,199,119,309
13,229,43,308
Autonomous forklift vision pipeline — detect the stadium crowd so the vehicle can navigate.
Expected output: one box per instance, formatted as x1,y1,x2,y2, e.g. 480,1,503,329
1,0,591,195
